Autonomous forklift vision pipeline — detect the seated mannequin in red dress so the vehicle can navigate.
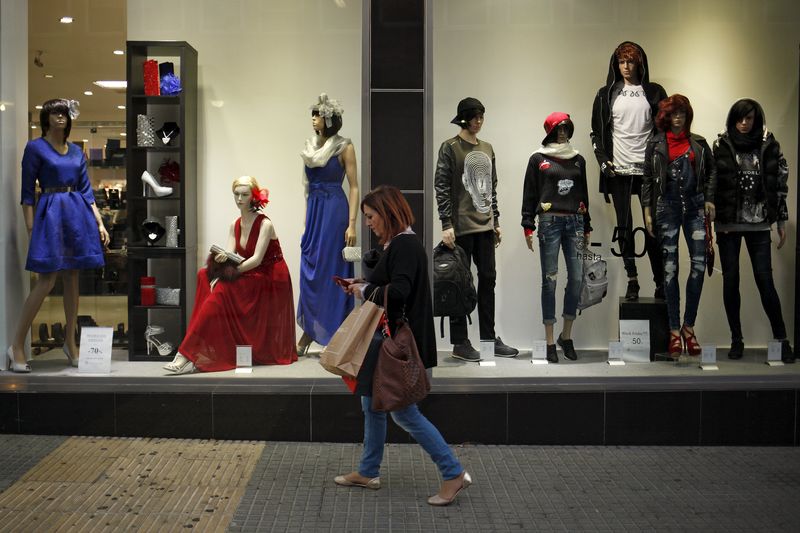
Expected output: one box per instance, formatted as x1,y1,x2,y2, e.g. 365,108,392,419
164,176,297,374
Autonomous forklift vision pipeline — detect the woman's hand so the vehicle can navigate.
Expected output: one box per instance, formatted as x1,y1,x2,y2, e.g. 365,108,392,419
344,225,357,247
704,202,716,222
214,251,228,263
99,225,110,247
644,207,654,237
345,282,366,299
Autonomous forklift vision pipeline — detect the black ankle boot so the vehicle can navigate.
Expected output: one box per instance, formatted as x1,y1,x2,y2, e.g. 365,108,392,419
625,280,640,301
728,340,744,360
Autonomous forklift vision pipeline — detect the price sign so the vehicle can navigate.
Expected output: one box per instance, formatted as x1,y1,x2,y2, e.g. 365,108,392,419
531,340,548,364
766,340,783,366
78,327,113,374
235,345,253,374
608,341,625,365
619,320,650,363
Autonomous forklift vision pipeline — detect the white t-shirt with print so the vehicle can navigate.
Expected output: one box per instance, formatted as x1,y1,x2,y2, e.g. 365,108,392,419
611,84,652,175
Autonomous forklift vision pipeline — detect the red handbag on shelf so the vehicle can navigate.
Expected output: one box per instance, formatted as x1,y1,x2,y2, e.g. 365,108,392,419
143,59,160,96
159,158,180,183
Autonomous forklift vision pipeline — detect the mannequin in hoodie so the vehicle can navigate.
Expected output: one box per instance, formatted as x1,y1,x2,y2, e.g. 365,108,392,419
712,99,794,363
590,41,667,301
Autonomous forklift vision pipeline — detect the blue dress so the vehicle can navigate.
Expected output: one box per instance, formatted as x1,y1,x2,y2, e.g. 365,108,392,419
297,155,354,345
21,137,104,273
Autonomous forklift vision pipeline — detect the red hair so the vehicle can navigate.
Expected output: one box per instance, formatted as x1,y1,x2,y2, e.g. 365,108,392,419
655,94,694,133
614,43,642,65
361,185,415,244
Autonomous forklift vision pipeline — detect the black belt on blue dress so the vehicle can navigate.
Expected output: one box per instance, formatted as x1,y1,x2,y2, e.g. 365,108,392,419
42,186,73,193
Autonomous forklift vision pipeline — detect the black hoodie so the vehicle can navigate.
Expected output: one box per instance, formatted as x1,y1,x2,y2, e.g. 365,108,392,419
590,41,667,201
712,98,789,227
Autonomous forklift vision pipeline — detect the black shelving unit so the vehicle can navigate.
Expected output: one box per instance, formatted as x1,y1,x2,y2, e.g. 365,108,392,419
126,41,197,361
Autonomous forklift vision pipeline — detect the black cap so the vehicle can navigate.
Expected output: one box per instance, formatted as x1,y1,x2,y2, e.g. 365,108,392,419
450,97,485,125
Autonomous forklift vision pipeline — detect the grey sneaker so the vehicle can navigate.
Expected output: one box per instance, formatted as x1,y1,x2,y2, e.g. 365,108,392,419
494,337,519,357
452,340,481,362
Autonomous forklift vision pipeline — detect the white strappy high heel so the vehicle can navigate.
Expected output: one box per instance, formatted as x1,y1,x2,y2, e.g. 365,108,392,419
141,170,173,197
145,325,174,356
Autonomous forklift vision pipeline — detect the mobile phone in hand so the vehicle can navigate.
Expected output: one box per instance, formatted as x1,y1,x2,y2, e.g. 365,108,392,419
333,275,351,288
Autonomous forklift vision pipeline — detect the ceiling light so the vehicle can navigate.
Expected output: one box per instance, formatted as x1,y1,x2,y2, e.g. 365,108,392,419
31,125,37,129
45,74,54,79
0,104,5,112
82,139,89,143
60,16,73,24
35,105,43,109
84,90,93,96
113,50,124,55
117,105,126,110
120,132,127,137
94,80,126,89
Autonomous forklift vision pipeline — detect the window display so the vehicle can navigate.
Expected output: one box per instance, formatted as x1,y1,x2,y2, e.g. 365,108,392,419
642,95,716,359
713,99,794,363
521,113,592,363
590,41,667,302
296,93,359,356
7,99,110,373
434,97,518,361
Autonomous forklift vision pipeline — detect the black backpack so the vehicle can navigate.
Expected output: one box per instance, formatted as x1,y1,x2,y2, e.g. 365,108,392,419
432,242,477,336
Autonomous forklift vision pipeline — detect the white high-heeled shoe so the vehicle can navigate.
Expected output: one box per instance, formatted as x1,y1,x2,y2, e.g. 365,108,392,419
164,353,195,374
145,325,174,356
63,343,79,367
141,170,173,197
6,346,31,373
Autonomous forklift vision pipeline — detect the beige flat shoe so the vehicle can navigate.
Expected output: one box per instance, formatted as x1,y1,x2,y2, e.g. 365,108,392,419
427,471,472,506
334,474,381,490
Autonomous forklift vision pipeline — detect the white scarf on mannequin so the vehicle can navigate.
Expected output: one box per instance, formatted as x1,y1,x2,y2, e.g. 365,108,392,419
534,142,579,160
300,134,351,168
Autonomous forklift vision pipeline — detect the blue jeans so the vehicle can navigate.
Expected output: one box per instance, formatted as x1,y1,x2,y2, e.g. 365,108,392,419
717,230,787,341
656,195,706,330
358,396,463,480
537,214,585,324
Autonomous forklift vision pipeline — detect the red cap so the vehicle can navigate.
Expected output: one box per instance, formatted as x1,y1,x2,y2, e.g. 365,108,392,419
542,112,574,145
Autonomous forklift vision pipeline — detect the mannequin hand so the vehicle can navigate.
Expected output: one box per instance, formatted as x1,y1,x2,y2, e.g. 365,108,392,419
214,252,228,263
644,210,654,238
494,226,502,247
525,234,534,252
584,232,591,246
344,225,357,247
704,202,716,222
777,226,786,249
99,225,110,247
602,161,616,178
442,228,456,249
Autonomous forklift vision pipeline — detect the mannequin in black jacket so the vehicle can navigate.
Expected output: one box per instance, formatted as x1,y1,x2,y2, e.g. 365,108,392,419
590,41,666,301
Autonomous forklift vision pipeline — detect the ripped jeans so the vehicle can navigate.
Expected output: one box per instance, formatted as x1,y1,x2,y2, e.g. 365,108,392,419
537,214,585,324
656,194,706,330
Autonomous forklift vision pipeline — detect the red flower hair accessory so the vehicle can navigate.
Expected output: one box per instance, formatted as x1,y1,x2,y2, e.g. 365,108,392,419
250,187,269,211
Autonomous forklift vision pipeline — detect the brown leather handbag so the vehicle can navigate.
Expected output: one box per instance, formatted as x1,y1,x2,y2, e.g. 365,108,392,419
371,286,431,412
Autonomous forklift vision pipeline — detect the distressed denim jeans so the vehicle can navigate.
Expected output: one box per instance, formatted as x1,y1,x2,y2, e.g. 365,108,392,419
656,194,706,330
537,214,585,324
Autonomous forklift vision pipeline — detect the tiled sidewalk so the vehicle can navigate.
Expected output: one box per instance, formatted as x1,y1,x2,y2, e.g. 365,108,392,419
1,435,799,532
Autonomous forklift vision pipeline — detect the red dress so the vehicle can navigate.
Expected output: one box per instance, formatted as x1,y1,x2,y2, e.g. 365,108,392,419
179,215,297,371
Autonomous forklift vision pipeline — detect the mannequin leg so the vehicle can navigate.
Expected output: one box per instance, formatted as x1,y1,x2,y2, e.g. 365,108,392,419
10,272,59,363
544,323,554,345
62,269,80,357
561,319,574,340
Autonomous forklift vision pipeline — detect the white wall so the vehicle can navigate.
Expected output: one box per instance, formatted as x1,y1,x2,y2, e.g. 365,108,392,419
433,0,798,350
0,0,29,351
128,0,363,341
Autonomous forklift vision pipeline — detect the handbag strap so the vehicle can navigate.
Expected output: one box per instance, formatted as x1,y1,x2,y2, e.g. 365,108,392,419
382,284,408,322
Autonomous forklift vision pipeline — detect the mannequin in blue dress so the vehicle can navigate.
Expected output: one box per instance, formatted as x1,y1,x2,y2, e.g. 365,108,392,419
6,99,109,372
296,93,359,355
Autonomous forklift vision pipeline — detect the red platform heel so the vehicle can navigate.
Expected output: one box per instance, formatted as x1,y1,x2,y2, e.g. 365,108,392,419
668,331,683,360
681,325,701,356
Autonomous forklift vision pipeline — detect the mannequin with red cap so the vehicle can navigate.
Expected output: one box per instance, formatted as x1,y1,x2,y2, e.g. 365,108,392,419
521,113,592,363
434,97,518,362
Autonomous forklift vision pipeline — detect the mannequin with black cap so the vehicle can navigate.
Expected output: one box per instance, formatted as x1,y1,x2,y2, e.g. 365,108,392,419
521,113,592,363
434,97,518,361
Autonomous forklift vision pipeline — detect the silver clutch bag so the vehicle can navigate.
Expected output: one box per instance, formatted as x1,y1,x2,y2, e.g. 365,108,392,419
342,246,361,262
155,287,180,306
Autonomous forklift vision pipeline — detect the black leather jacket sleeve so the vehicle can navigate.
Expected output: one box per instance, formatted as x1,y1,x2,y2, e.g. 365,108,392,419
590,89,611,172
434,141,454,230
641,139,657,209
698,137,717,204
491,153,500,227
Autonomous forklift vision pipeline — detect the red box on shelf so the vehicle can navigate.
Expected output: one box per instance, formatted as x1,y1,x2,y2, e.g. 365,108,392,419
143,59,160,96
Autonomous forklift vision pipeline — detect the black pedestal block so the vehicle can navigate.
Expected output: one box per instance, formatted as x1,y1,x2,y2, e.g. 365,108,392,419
619,297,669,360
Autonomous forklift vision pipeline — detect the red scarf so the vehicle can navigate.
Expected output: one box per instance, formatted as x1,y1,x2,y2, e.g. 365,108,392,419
666,130,694,163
